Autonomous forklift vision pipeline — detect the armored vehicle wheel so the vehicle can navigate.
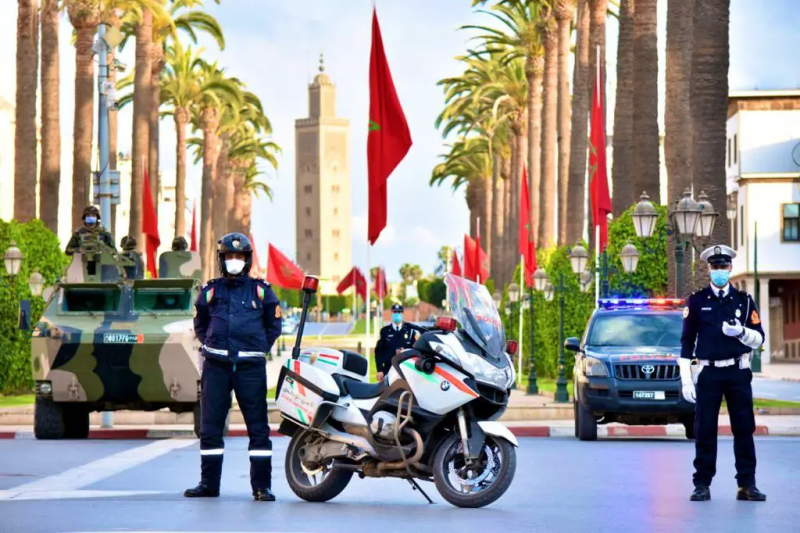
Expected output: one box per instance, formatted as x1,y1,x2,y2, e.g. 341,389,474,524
34,397,66,440
193,402,230,438
63,405,90,439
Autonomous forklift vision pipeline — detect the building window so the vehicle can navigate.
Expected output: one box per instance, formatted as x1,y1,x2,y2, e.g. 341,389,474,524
332,229,340,238
332,185,340,194
334,208,339,216
304,185,313,194
733,134,738,163
783,203,800,242
333,275,340,283
727,138,731,167
307,253,312,261
305,207,311,217
733,210,738,251
334,252,339,261
305,229,313,238
740,206,744,247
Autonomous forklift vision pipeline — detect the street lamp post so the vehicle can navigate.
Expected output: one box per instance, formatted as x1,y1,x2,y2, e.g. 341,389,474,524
527,269,548,395
4,242,24,277
507,282,520,390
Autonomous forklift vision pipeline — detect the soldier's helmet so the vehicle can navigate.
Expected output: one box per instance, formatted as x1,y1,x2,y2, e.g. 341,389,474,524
121,235,138,251
82,205,101,221
172,236,189,251
216,232,253,276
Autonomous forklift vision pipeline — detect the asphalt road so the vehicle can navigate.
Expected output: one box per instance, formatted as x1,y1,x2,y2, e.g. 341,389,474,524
752,376,800,402
1,436,798,533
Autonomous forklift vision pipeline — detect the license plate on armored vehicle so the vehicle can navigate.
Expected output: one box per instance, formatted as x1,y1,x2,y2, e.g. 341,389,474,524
103,333,142,344
633,391,665,400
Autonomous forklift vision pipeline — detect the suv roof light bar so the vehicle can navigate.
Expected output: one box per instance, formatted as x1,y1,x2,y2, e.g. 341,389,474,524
598,298,685,309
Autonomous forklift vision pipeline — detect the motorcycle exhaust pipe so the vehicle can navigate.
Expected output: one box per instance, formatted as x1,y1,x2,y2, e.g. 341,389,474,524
377,427,424,471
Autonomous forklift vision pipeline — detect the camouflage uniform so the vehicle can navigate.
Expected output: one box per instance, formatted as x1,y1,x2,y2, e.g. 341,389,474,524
120,236,145,280
65,206,115,256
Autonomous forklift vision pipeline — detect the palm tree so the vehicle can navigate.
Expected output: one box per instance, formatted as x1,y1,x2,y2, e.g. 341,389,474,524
568,0,590,242
556,0,576,246
666,0,695,296
15,0,38,223
611,0,634,216
538,5,557,249
66,1,101,229
633,0,660,205
40,0,61,233
690,0,730,290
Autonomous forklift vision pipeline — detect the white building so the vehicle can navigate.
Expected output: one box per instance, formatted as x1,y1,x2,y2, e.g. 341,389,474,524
726,90,800,364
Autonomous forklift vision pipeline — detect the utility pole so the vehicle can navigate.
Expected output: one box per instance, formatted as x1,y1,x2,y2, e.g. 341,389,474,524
97,24,111,229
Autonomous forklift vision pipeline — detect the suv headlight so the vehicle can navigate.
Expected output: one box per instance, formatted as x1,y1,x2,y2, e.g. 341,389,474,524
429,341,461,367
582,356,609,377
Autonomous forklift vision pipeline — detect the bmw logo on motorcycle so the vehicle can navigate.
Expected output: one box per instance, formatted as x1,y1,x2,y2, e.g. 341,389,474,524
440,380,451,391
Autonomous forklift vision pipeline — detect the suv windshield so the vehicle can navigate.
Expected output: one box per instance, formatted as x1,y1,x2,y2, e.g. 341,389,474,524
445,273,505,358
588,313,683,348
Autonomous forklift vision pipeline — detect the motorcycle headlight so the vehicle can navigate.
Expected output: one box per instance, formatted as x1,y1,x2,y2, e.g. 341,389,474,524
460,351,510,390
582,356,609,377
429,341,461,368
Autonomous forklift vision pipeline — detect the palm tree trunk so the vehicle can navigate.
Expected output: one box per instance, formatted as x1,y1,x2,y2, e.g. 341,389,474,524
173,108,189,239
39,0,59,233
588,0,607,252
611,0,635,217
481,172,493,261
691,0,730,291
467,179,478,241
633,0,661,205
557,1,575,246
491,155,505,282
241,186,253,235
15,0,38,223
539,25,558,249
129,8,153,249
213,135,230,238
666,0,696,297
149,46,164,207
569,0,590,243
503,156,513,286
528,56,544,243
230,166,245,234
71,23,96,229
200,108,220,280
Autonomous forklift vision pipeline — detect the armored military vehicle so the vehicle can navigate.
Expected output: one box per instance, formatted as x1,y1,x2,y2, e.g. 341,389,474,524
29,232,207,439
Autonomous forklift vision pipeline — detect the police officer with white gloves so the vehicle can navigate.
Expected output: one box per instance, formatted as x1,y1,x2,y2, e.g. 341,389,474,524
679,245,766,502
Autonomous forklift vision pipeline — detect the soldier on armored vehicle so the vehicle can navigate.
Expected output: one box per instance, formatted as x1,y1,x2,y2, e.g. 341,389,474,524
65,206,115,256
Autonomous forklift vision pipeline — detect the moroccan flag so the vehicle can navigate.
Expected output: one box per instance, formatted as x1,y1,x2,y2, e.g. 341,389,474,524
463,235,477,281
367,7,412,245
189,200,197,252
249,234,263,278
142,168,160,278
374,267,388,299
267,244,304,290
452,250,462,276
337,267,368,301
589,60,612,251
519,165,537,286
475,234,490,283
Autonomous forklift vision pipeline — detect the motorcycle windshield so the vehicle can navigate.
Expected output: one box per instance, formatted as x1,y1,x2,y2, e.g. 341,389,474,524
445,273,506,359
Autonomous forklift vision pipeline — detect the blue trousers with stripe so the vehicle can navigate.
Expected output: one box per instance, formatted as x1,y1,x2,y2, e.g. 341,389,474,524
199,357,272,491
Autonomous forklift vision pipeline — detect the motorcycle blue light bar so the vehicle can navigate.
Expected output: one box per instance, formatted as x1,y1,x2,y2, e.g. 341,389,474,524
599,298,685,309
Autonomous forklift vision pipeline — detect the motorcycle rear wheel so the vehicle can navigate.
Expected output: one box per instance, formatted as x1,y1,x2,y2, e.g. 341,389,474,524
432,432,516,508
285,431,353,502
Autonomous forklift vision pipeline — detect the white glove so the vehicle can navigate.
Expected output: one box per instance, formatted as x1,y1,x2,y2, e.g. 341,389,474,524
678,358,696,404
722,319,744,337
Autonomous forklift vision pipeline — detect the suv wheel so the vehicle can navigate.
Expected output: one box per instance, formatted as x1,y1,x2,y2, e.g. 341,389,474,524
682,416,696,440
575,400,598,441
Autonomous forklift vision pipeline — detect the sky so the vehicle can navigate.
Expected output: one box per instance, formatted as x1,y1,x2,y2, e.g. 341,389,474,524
1,0,799,282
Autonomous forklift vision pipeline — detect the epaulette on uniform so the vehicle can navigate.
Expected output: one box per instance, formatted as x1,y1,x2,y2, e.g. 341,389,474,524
253,277,271,286
201,278,222,290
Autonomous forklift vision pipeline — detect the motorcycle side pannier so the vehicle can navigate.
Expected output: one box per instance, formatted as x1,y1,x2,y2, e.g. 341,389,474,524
276,359,341,428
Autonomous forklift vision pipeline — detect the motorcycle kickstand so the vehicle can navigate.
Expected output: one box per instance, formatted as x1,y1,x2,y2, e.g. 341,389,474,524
406,477,434,505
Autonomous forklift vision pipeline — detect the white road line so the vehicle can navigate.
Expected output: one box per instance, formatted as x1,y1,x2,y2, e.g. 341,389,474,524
0,490,166,501
0,438,196,498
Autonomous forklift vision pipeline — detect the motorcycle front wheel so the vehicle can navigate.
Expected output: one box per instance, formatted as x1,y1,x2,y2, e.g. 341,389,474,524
432,432,516,508
285,430,353,502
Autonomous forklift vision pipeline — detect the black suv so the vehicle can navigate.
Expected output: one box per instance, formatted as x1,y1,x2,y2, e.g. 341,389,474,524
566,299,695,441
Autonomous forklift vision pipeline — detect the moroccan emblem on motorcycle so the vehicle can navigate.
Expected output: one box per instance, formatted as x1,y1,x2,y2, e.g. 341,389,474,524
440,381,451,391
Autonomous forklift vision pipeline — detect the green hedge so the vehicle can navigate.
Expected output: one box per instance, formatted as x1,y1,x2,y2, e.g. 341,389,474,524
500,205,669,381
0,219,70,394
418,277,446,308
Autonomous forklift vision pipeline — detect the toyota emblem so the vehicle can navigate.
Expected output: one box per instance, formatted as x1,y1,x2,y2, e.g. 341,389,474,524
642,365,656,375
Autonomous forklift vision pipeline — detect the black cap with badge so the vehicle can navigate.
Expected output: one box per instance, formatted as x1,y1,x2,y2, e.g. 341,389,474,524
391,304,404,313
699,244,736,266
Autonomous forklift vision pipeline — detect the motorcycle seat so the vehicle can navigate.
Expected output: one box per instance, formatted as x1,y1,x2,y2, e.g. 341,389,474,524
332,374,388,399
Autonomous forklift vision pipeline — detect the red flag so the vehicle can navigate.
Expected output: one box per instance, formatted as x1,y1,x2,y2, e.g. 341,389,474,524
190,200,197,252
475,234,490,283
142,168,160,278
337,267,368,301
267,244,305,290
589,59,612,251
374,267,388,299
519,166,538,287
463,235,477,282
452,250,462,276
367,7,412,245
249,234,263,278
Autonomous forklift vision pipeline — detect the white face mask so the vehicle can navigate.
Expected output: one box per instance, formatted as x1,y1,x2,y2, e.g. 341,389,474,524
225,259,245,275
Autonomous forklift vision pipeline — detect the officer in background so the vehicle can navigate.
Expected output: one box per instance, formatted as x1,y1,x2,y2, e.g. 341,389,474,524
65,205,115,255
120,235,144,280
184,233,282,502
374,304,422,381
679,245,766,502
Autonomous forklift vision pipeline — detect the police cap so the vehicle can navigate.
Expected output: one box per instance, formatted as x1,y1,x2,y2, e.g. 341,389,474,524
700,244,736,266
391,304,403,313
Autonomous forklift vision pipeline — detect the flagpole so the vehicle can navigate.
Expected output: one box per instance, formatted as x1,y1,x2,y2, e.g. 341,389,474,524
446,247,452,314
366,247,372,379
476,217,481,285
595,224,600,307
518,253,524,385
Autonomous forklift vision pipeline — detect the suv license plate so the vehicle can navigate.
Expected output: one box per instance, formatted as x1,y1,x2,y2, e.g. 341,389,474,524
633,391,665,400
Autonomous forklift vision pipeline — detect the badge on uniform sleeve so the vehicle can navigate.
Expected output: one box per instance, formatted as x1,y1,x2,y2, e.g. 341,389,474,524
205,287,215,303
683,307,689,319
256,285,265,301
751,310,761,324
275,306,282,318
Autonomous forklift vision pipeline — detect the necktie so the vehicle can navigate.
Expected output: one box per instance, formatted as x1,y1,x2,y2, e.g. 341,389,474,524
719,290,724,300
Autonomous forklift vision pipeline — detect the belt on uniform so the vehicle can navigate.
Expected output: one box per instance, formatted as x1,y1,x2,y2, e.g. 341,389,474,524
694,356,742,368
201,345,266,358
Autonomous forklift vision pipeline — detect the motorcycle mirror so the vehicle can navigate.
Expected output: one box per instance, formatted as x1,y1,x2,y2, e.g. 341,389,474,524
506,340,518,356
435,316,457,332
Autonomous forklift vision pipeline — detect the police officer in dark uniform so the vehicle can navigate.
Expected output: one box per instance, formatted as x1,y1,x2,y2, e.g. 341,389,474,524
679,245,766,502
374,304,422,381
65,205,116,255
184,233,282,502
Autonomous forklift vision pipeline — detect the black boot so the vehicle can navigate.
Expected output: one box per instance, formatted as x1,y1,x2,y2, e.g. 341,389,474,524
253,488,276,502
184,483,220,498
690,485,711,501
737,485,766,501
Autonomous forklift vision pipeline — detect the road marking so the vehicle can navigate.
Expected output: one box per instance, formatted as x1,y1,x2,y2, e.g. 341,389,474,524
0,490,166,501
0,438,196,500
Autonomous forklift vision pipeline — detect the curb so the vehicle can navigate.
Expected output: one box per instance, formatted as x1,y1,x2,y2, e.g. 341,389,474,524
0,424,792,440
